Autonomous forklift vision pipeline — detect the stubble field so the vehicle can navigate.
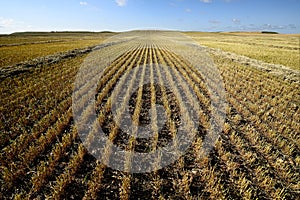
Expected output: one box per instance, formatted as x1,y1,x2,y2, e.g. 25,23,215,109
0,31,299,199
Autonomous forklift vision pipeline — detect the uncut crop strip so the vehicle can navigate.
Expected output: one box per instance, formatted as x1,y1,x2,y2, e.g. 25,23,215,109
96,43,171,197
148,45,159,155
117,44,192,199
164,44,229,132
162,45,211,97
157,44,208,139
75,46,144,143
156,45,198,140
116,44,184,199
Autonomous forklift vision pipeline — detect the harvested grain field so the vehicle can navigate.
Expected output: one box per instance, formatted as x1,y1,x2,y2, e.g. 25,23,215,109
0,31,299,199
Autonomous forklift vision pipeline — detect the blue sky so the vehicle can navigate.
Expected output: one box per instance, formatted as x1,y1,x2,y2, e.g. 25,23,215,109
0,0,299,34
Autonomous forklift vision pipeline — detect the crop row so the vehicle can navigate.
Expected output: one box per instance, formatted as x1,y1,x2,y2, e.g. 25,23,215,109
1,34,298,199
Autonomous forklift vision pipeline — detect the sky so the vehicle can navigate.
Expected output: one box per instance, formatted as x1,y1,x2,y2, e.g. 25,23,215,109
0,0,299,34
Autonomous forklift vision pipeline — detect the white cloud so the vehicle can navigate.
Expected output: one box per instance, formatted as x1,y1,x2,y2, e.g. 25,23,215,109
79,1,88,6
200,0,212,3
232,18,241,24
116,0,127,7
0,17,34,34
185,8,192,13
0,17,14,28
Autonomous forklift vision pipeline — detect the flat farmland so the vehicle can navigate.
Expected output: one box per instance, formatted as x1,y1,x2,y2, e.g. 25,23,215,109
0,31,299,199
0,32,115,68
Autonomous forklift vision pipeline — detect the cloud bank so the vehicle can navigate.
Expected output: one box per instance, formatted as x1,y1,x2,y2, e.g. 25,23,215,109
200,0,212,3
116,0,127,7
79,1,88,6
